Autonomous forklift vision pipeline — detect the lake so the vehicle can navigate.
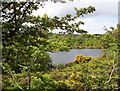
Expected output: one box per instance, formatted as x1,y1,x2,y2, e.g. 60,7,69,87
48,49,106,63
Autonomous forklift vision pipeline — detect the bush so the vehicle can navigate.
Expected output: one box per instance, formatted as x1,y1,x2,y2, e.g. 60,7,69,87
72,55,92,63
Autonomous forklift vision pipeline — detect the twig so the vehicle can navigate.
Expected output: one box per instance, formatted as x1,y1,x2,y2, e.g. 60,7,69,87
91,62,118,90
104,60,119,85
112,86,120,91
104,69,115,85
3,62,24,90
8,68,24,90
18,64,28,69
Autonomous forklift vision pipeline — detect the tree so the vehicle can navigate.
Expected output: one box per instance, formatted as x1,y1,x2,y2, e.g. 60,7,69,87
1,1,96,73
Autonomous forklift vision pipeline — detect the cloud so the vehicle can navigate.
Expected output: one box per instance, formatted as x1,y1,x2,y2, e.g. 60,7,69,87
32,0,119,34
33,0,118,19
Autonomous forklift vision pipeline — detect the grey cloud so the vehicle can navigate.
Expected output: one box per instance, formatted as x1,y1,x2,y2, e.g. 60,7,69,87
54,1,118,19
33,0,118,34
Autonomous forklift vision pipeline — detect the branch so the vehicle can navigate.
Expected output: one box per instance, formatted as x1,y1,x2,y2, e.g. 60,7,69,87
3,62,23,90
104,63,118,85
90,62,118,90
104,69,115,85
112,86,120,91
18,64,28,69
8,68,24,90
9,2,18,37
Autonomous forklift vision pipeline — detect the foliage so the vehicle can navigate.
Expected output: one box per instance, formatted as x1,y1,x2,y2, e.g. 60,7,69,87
48,33,104,49
49,52,118,90
2,1,96,73
2,72,59,90
2,1,120,90
2,25,119,90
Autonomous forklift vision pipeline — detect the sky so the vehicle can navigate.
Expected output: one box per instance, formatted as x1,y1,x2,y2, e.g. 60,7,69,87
33,0,119,34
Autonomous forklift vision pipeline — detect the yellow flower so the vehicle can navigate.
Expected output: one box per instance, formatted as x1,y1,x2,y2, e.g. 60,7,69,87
76,55,80,59
69,73,74,78
84,57,92,61
110,60,113,63
92,76,96,78
76,72,82,75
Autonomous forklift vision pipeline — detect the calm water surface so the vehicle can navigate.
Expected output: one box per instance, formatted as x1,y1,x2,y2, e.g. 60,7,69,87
49,49,106,63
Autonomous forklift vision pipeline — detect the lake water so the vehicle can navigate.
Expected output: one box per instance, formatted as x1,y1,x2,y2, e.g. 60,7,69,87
48,49,106,63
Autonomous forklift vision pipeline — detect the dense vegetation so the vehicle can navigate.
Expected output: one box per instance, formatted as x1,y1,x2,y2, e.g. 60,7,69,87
48,33,108,51
1,1,119,91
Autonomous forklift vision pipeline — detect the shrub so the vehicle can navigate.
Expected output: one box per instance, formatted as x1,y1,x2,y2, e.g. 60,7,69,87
72,55,92,63
31,73,59,90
